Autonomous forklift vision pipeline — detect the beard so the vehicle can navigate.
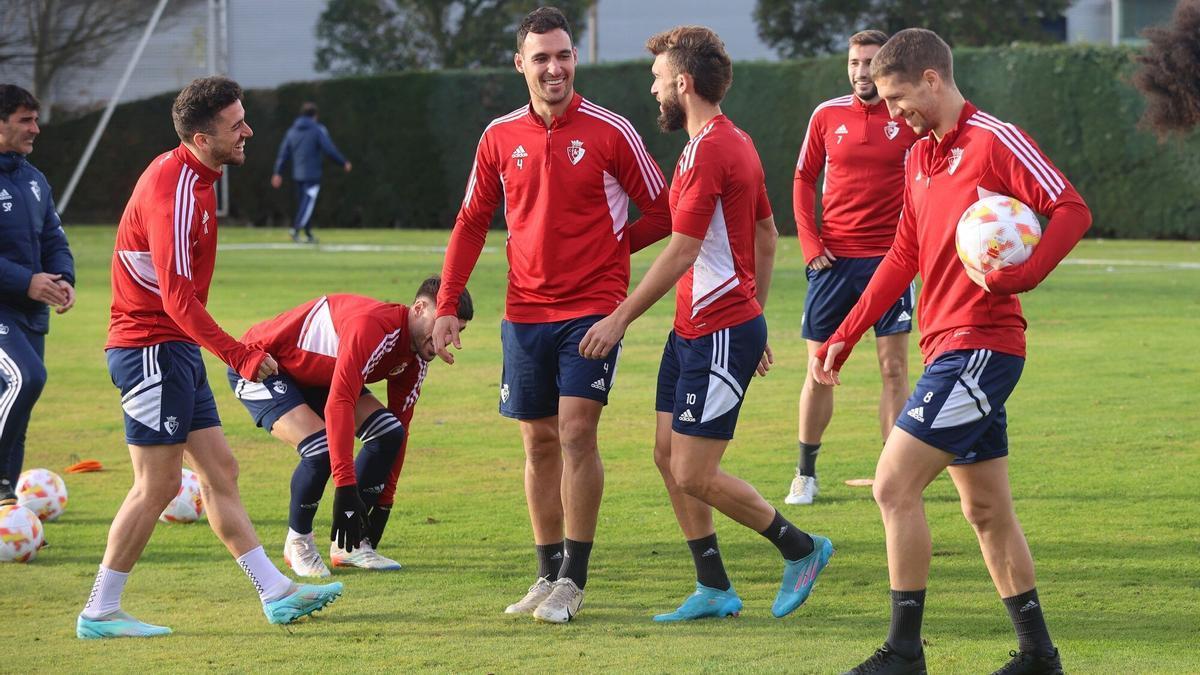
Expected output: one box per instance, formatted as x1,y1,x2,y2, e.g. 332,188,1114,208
657,93,686,132
211,141,244,167
855,81,878,101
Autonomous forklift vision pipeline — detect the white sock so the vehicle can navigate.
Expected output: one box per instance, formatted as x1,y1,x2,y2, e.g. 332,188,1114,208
80,565,128,619
236,546,294,603
286,528,311,541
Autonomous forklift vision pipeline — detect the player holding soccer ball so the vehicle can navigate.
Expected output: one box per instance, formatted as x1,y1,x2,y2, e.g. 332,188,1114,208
227,278,472,577
581,25,832,623
79,77,342,640
431,7,670,623
809,30,1091,675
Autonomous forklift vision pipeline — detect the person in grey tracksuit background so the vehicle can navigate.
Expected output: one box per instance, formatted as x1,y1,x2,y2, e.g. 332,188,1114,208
271,102,352,243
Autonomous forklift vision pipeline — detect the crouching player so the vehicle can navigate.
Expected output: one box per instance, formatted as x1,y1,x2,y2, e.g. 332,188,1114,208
228,277,472,576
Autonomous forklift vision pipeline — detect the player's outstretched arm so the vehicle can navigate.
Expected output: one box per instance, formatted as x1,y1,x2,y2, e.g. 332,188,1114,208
579,232,703,359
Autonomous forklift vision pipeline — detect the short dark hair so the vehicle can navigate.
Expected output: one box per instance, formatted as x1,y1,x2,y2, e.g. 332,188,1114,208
1134,0,1200,136
517,6,572,51
300,102,318,117
870,28,954,84
171,76,243,142
645,26,733,105
415,276,473,321
0,84,39,121
848,29,889,49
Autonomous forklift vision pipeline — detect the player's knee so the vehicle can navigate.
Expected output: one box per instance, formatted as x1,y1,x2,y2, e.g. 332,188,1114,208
960,498,1010,533
197,457,240,496
358,410,405,460
878,355,907,384
872,477,918,514
6,361,47,404
653,444,673,477
557,417,597,458
521,422,559,456
135,469,182,508
671,462,715,499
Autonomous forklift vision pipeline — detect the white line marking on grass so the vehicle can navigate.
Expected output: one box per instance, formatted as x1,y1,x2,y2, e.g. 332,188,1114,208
219,243,497,254
1063,258,1200,270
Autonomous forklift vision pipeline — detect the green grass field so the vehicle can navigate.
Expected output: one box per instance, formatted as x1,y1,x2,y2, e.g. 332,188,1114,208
4,227,1198,673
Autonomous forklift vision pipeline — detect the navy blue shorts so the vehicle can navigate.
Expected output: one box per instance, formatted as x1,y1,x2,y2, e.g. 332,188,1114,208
107,342,221,446
802,256,914,342
656,314,767,440
500,316,620,420
895,349,1024,464
226,368,370,432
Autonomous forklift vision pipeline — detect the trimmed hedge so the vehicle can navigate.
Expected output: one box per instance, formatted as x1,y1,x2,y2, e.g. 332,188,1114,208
36,44,1200,238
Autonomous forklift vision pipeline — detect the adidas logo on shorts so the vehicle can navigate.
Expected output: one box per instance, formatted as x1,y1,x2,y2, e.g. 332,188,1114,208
678,409,696,422
906,406,925,423
898,310,911,322
590,378,606,391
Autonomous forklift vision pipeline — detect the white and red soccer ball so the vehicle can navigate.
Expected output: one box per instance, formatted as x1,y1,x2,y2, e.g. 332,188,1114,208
16,468,68,522
955,195,1042,273
0,504,44,563
159,467,205,524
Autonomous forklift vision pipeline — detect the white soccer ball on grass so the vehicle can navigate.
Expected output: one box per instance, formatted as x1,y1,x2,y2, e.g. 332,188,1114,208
159,467,205,523
16,468,68,521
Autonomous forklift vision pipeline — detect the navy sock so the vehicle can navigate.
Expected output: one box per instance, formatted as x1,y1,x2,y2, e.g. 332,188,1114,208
365,504,392,548
797,441,820,478
1003,588,1055,656
558,538,593,589
757,509,815,561
886,589,926,659
686,533,731,591
536,541,564,580
356,410,405,509
289,430,331,534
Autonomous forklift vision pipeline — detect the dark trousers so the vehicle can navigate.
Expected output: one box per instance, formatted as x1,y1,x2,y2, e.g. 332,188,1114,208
0,309,47,482
292,180,322,237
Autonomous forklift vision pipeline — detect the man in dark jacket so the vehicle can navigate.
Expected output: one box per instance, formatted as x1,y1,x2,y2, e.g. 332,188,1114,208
0,84,75,504
270,102,352,244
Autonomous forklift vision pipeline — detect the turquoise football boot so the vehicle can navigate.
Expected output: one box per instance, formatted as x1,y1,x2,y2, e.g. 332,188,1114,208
772,534,834,618
76,611,172,639
262,582,343,624
653,583,743,622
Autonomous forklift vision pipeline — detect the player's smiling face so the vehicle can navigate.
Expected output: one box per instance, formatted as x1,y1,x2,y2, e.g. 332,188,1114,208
876,73,933,136
0,106,40,155
516,28,576,108
202,100,253,167
848,44,881,102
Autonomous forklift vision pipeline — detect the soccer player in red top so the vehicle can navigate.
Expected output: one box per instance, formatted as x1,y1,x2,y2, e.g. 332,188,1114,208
78,78,342,640
811,31,1090,675
581,25,832,623
227,278,472,577
787,29,919,507
430,7,671,623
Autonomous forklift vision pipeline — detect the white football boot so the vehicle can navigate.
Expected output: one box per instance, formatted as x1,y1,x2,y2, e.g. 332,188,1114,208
784,471,820,506
504,577,554,615
283,532,332,578
329,539,402,570
532,578,584,623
